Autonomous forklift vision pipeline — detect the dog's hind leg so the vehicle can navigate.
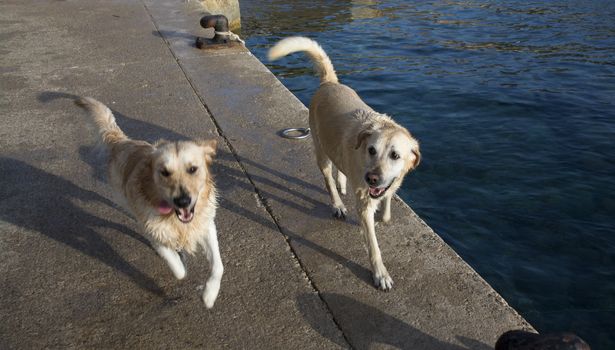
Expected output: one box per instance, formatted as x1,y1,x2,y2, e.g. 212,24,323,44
156,245,186,280
358,200,393,290
317,152,348,219
201,220,223,309
337,170,347,195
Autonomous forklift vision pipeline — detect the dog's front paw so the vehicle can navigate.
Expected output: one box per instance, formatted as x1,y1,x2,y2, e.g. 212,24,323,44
332,206,348,220
157,246,187,280
373,270,394,291
173,266,187,280
381,212,391,223
202,279,221,309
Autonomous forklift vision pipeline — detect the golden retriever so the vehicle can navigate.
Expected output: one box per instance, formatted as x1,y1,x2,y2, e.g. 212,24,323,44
269,37,421,290
75,97,223,307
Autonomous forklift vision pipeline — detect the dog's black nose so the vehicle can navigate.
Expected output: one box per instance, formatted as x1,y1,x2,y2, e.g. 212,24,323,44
365,173,380,186
173,195,192,208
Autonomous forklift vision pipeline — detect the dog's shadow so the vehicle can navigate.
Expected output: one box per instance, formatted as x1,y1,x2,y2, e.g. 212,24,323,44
39,91,374,288
0,156,165,296
297,293,492,350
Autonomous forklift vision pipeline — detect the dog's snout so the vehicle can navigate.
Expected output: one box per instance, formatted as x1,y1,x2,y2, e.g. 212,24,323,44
173,194,192,208
365,172,380,186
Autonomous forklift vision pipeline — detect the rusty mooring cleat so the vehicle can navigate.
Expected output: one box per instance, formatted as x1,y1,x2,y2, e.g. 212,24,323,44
196,14,243,49
495,330,591,350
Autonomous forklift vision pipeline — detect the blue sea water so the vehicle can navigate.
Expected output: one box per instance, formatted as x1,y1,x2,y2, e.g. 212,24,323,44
239,1,615,348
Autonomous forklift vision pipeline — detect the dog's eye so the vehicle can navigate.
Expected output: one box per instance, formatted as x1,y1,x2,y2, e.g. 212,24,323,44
390,151,400,160
160,169,171,177
368,146,377,156
188,166,198,174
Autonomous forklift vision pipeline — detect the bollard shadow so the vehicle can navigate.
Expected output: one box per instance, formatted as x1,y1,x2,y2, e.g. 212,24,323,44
297,293,491,350
38,91,373,287
151,29,215,49
0,157,164,296
152,29,195,41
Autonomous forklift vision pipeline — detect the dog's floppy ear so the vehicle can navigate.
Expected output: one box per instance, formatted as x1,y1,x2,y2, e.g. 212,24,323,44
199,139,218,164
403,145,421,173
355,125,374,150
411,148,421,169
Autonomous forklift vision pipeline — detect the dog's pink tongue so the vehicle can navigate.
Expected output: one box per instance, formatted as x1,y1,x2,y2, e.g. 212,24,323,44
158,201,173,215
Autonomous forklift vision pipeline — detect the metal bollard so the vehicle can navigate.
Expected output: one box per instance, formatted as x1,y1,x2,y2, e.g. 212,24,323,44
196,14,242,49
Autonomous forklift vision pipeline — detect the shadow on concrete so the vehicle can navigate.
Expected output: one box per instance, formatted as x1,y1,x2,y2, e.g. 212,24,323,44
37,91,374,287
39,92,325,212
152,29,214,44
456,336,493,350
297,293,491,350
153,29,195,41
0,157,165,297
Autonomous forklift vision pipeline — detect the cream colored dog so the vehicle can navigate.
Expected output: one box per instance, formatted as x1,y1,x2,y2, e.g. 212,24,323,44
269,37,421,290
76,97,223,307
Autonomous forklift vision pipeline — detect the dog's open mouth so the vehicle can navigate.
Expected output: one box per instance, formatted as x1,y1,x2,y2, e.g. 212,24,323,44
157,201,195,223
368,183,392,199
175,207,195,223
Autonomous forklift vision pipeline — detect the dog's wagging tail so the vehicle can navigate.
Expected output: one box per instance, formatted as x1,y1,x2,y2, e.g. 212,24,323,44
75,97,127,145
268,36,339,84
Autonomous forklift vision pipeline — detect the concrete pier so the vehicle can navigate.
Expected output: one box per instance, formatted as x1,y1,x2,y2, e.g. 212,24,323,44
0,0,531,348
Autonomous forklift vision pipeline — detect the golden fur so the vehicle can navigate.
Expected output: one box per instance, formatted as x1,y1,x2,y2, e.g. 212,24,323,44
75,97,223,307
270,37,421,290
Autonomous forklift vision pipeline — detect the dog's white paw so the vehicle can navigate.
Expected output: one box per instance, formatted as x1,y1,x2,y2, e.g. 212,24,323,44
202,280,221,309
332,206,348,220
172,264,186,280
373,270,393,291
157,246,187,280
381,212,391,223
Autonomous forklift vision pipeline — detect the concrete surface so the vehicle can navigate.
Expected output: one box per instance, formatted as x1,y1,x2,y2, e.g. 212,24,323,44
0,0,532,349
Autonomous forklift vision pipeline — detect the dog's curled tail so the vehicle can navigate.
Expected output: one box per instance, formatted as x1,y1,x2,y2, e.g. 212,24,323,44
268,36,338,84
75,97,127,145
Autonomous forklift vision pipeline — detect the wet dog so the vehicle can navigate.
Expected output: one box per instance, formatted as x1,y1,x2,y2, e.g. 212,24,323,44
76,97,223,307
269,37,421,290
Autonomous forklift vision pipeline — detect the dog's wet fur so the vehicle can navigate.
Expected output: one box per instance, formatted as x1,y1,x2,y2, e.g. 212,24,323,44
75,97,223,307
269,37,421,290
